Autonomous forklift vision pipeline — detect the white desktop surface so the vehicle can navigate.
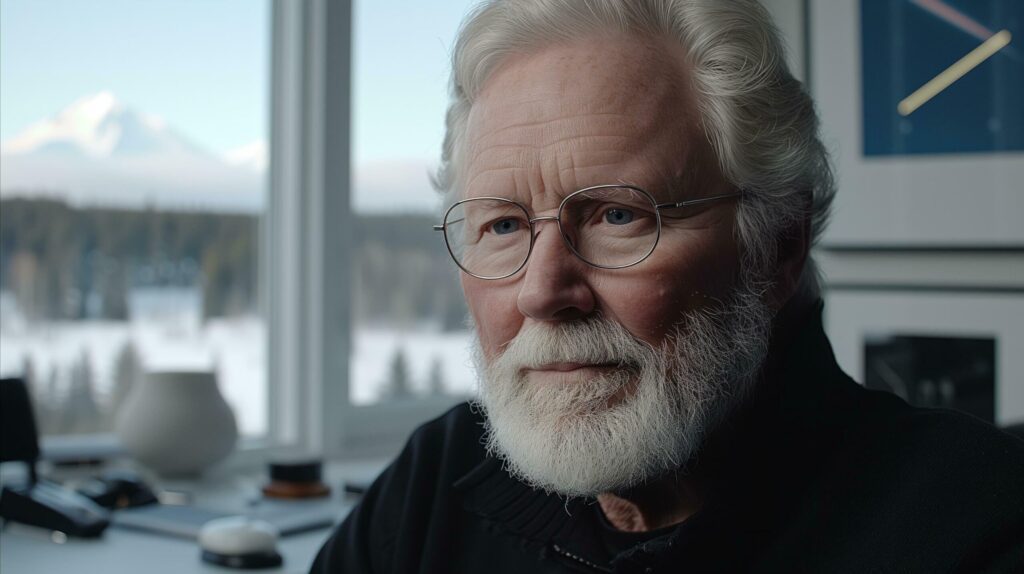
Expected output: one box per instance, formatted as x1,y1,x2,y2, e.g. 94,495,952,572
2,520,336,574
0,459,388,574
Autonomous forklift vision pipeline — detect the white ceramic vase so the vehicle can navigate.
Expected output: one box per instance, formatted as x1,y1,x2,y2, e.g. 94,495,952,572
115,370,238,476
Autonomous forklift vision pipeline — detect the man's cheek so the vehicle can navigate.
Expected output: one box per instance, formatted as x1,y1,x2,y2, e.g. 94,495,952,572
465,291,521,360
602,283,693,341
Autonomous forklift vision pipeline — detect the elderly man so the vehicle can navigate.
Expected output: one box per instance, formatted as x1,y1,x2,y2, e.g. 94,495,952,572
313,0,1024,572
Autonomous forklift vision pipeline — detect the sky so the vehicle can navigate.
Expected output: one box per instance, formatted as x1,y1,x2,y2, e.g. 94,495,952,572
351,0,477,165
0,0,269,154
0,0,475,168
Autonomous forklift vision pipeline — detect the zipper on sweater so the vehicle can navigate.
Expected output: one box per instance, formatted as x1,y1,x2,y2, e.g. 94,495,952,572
550,543,612,573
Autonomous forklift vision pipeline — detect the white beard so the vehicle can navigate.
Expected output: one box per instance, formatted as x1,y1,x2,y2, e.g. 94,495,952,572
472,277,774,498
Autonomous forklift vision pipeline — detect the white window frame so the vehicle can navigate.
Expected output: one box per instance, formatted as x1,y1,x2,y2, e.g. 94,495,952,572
268,0,462,461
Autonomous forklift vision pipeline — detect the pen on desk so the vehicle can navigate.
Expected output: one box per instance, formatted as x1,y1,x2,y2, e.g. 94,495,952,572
343,481,370,496
157,490,192,506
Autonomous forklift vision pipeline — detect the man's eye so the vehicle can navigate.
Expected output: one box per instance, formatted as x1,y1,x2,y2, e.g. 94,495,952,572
490,218,521,235
604,209,635,225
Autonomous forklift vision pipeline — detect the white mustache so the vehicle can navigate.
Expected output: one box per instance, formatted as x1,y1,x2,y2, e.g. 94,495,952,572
494,317,653,373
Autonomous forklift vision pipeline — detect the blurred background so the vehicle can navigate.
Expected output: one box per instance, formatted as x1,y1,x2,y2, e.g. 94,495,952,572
0,0,1021,456
0,0,478,451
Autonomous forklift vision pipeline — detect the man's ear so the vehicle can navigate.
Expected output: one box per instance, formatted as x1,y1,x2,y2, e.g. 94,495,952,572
769,218,810,310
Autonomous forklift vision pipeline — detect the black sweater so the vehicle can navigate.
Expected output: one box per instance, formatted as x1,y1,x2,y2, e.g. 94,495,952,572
311,306,1024,573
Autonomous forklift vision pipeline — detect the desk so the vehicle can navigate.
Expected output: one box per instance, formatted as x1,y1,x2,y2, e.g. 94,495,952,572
0,459,388,574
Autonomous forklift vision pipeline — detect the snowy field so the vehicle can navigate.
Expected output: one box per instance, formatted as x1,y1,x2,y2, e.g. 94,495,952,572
350,326,478,405
0,290,477,437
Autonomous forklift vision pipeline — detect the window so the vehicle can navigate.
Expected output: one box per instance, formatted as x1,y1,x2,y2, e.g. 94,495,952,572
263,0,480,458
0,1,271,443
349,0,477,407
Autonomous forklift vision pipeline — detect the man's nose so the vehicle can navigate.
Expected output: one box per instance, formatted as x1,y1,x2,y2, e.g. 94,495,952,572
516,222,595,321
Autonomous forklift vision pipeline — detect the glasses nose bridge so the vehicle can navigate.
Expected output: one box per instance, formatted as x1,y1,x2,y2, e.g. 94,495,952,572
528,214,560,226
526,212,579,260
527,213,570,242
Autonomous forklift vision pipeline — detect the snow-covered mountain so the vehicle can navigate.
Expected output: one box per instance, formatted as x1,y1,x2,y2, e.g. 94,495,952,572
222,139,268,173
1,91,201,158
1,92,264,213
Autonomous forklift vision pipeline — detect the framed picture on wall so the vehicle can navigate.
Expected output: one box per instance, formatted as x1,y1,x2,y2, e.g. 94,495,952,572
824,290,1024,426
810,0,1024,247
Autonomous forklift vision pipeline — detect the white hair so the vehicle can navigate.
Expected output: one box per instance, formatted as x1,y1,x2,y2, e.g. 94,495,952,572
434,0,836,295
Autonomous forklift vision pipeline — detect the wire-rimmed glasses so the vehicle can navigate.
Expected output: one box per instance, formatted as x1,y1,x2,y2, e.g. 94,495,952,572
433,184,742,280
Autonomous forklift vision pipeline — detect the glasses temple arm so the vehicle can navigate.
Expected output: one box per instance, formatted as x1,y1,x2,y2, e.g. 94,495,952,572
434,216,468,231
656,191,744,210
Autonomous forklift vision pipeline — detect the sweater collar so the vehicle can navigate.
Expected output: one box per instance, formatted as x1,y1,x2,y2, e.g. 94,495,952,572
453,455,587,544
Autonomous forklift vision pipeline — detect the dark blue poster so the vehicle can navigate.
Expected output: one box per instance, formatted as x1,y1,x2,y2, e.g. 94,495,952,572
861,0,1023,156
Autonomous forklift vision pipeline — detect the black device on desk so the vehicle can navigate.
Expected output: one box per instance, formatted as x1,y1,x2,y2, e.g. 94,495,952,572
76,469,159,509
0,377,111,537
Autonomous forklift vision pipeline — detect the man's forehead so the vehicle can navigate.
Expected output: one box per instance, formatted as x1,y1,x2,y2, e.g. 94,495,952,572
467,36,695,137
460,36,705,201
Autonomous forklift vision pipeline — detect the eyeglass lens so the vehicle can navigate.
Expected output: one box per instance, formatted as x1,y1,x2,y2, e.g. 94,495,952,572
443,186,660,278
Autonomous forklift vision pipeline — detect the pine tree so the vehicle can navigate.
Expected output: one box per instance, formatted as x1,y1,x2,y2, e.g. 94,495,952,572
63,350,103,434
20,354,46,432
20,354,36,388
427,355,446,396
38,366,62,435
110,341,143,422
382,346,413,400
100,261,129,320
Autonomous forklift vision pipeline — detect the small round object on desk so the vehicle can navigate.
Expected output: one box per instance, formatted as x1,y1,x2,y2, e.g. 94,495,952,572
199,516,283,569
261,459,331,499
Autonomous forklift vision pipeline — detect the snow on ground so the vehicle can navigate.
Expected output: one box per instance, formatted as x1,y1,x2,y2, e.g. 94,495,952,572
350,326,477,405
0,316,268,435
0,291,477,436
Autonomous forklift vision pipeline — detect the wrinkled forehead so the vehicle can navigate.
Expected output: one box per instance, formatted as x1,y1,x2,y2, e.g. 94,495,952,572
459,35,706,204
471,35,687,120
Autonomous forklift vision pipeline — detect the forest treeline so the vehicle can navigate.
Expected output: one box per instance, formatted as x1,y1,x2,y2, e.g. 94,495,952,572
0,198,467,329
